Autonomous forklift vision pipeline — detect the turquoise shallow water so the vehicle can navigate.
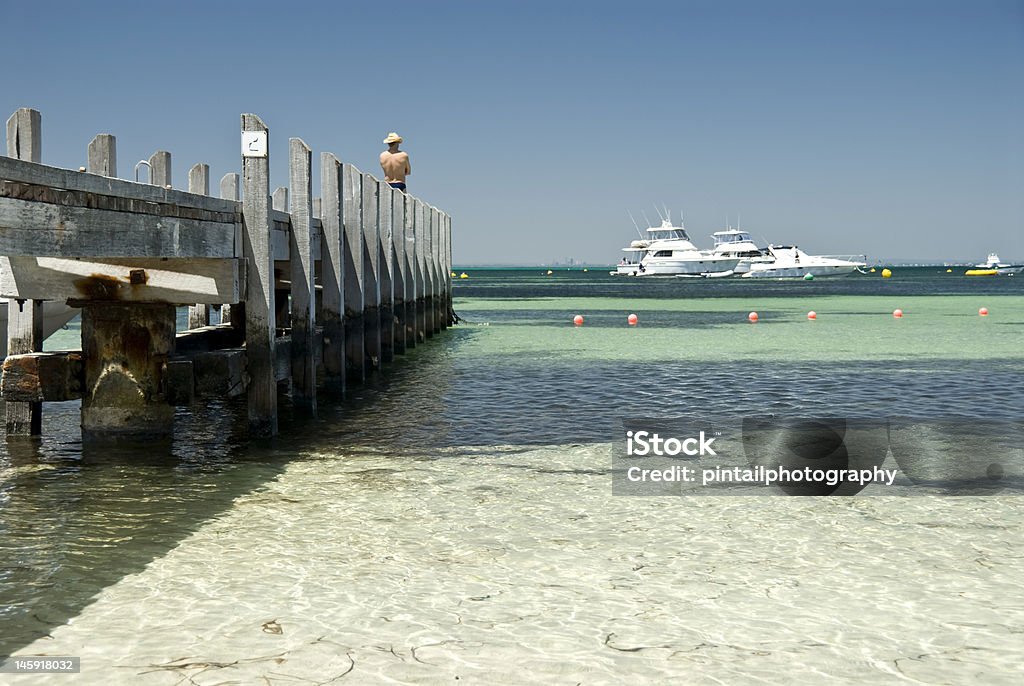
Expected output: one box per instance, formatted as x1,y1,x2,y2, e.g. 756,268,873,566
1,268,1023,683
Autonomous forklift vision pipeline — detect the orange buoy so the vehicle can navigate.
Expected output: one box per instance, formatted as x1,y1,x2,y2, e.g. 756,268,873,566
893,309,903,318
979,307,989,316
807,311,817,320
748,312,758,322
627,313,638,326
573,314,584,326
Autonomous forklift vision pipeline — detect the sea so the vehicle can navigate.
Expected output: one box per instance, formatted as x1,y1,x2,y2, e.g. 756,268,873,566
1,267,1022,684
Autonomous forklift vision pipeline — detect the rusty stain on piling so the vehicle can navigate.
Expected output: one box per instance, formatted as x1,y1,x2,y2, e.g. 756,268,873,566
72,270,149,300
73,273,124,300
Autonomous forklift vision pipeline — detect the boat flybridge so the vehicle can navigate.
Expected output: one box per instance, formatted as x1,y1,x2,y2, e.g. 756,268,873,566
613,220,740,277
710,228,772,275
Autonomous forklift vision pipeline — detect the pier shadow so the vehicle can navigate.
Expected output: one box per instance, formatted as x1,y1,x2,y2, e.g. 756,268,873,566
0,398,289,658
0,327,475,659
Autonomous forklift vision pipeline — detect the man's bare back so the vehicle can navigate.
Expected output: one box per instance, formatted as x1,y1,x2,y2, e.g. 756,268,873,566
380,150,410,183
380,132,411,190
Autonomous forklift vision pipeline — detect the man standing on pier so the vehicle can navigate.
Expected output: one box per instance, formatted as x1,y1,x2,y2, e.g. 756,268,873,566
380,132,411,192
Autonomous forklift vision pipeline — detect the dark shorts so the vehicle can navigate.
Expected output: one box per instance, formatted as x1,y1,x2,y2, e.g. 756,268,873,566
388,182,406,191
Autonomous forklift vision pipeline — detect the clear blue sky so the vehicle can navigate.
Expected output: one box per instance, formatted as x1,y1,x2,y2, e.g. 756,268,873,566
3,0,1022,264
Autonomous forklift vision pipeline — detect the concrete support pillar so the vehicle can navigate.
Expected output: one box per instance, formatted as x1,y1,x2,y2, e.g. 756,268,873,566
80,303,176,437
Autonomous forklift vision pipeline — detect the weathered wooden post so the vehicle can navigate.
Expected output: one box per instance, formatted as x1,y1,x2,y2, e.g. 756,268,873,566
391,188,407,355
5,108,43,436
342,164,365,383
220,172,240,202
271,186,290,331
289,138,315,411
241,114,277,436
272,187,288,213
320,153,345,394
377,181,395,364
430,206,441,334
219,173,241,327
6,108,41,162
187,163,211,329
149,151,171,188
404,194,417,348
87,134,116,177
414,199,427,342
422,202,434,339
361,174,381,370
445,213,454,326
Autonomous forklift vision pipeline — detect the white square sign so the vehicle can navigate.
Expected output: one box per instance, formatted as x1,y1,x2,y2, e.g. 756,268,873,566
241,131,268,158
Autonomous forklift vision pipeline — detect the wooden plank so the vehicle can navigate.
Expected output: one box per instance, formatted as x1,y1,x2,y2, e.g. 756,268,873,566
174,323,244,355
288,138,316,410
6,108,41,162
87,134,117,177
361,173,381,369
5,107,43,436
0,195,237,258
342,163,365,383
0,256,240,303
1,351,84,402
149,150,171,188
0,156,239,214
319,152,345,393
188,163,212,328
241,113,277,437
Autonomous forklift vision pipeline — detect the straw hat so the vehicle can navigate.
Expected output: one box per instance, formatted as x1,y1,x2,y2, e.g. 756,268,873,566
383,132,403,144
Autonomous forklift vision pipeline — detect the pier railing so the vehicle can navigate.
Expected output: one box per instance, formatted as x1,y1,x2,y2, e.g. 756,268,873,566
0,108,453,438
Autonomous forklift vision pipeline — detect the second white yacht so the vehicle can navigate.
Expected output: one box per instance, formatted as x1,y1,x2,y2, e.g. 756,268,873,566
614,220,739,277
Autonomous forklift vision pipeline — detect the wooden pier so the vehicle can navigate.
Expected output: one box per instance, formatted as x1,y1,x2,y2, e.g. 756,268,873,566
0,108,454,438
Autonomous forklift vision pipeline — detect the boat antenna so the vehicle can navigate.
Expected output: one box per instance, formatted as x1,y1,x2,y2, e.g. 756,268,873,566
628,211,643,239
653,205,666,223
641,210,652,229
662,204,671,223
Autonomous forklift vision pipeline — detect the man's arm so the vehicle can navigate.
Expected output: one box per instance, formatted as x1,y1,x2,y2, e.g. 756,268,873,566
404,153,411,176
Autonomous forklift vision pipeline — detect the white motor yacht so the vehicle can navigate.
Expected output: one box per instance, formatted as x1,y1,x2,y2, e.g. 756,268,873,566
0,301,79,357
966,253,1022,276
710,228,772,275
613,220,739,277
742,245,866,279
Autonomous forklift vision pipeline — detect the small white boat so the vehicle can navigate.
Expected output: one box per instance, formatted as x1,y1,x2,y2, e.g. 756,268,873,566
742,245,866,279
0,301,79,357
613,219,739,277
966,253,1022,276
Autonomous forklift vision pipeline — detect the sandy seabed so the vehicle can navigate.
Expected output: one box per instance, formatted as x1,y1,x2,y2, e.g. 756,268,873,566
10,444,1024,685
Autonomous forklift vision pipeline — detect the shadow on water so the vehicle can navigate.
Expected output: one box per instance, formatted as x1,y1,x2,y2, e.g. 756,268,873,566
0,327,475,659
0,398,289,658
